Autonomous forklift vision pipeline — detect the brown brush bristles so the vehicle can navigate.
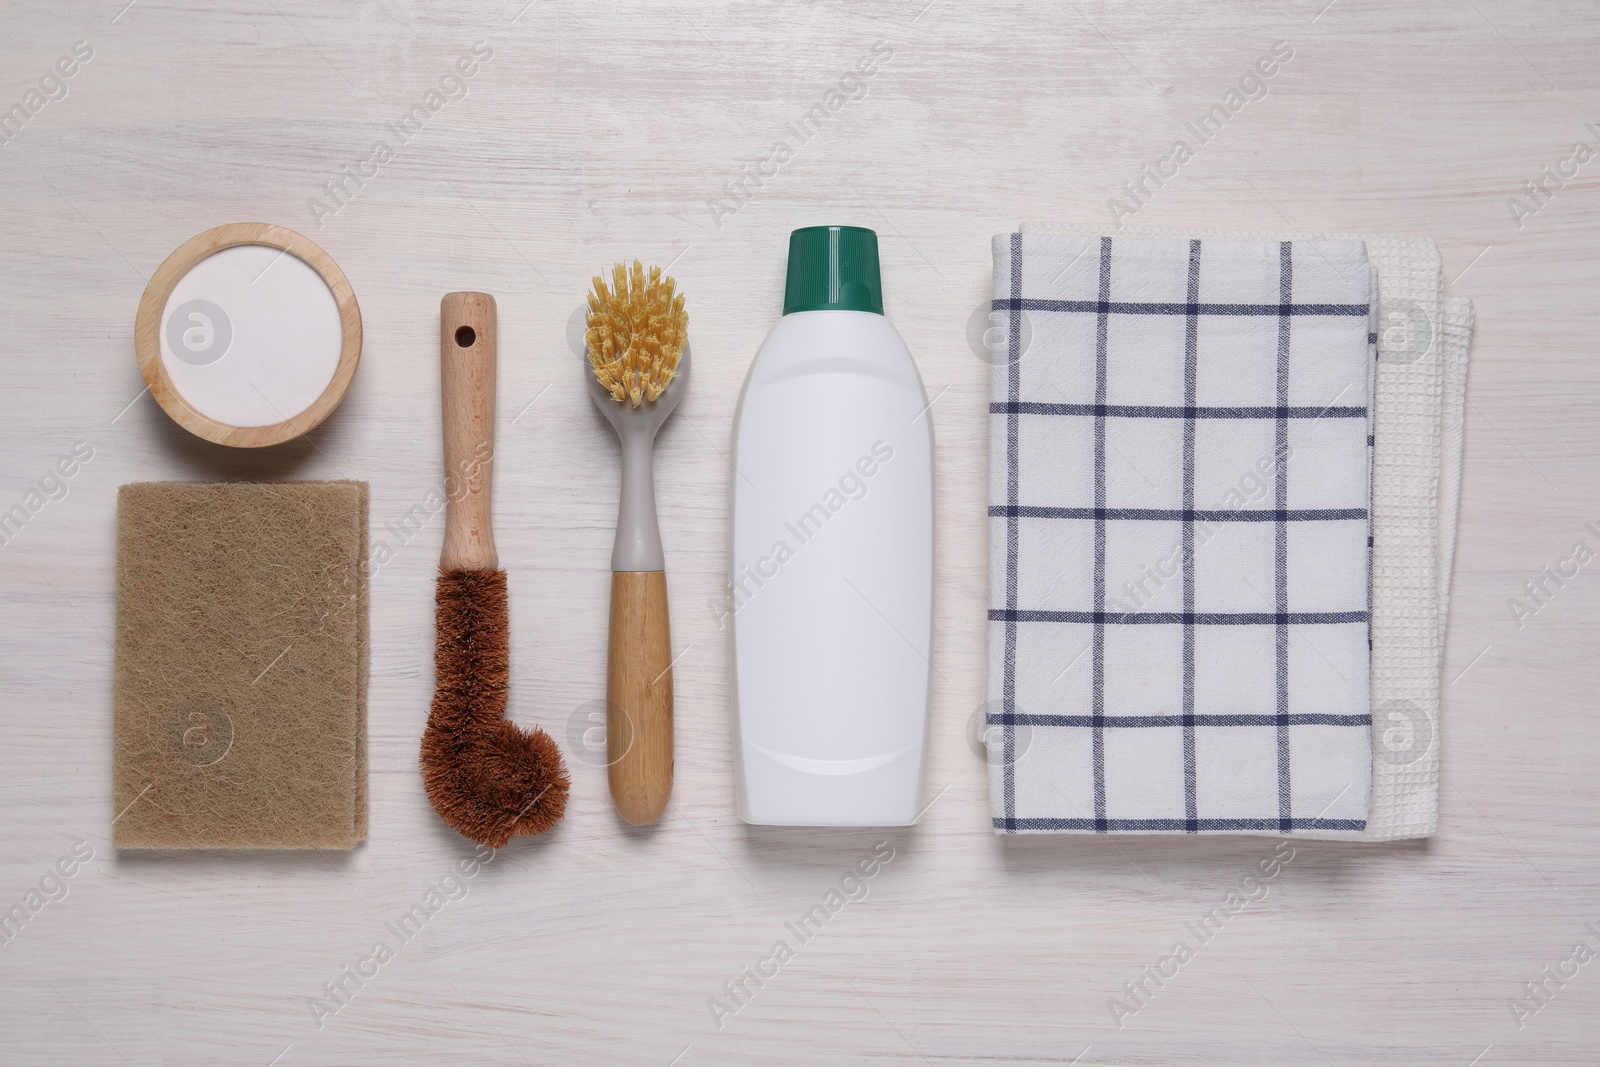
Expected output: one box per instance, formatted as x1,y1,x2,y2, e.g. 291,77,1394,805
421,569,569,847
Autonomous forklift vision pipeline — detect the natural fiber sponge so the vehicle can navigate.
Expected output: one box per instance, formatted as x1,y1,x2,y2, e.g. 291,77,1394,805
113,481,368,849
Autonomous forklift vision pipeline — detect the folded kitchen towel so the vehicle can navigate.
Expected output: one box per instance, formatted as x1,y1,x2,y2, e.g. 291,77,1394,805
986,233,1378,834
1009,224,1472,841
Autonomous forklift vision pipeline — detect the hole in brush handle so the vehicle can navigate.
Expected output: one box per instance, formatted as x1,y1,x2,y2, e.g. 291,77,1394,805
440,293,497,571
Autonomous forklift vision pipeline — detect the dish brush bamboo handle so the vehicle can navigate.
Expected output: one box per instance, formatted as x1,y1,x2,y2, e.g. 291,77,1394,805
440,292,498,572
608,570,673,824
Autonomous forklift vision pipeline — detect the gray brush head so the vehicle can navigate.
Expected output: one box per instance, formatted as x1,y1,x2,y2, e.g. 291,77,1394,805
583,341,691,571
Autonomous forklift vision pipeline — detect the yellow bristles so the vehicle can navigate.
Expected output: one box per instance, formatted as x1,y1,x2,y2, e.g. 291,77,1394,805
584,259,688,407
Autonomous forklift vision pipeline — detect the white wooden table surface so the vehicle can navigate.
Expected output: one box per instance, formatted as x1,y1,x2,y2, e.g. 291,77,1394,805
2,1,1597,1063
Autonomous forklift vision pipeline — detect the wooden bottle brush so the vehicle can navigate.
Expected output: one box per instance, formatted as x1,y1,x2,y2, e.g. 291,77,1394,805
420,292,568,847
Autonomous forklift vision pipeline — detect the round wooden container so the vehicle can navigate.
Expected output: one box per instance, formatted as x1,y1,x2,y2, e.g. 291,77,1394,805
134,222,362,448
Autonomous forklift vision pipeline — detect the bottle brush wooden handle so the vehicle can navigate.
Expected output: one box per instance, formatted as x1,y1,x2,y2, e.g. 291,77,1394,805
440,291,498,572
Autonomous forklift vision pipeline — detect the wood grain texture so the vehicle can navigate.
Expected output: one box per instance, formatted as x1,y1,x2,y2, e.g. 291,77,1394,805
438,291,497,571
133,221,362,448
1,1,1598,1064
607,569,675,825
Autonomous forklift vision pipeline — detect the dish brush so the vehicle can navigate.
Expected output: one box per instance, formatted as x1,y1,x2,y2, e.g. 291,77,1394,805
583,262,689,825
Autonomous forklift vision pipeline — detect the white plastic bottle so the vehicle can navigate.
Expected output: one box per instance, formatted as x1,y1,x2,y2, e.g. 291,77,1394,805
729,226,934,825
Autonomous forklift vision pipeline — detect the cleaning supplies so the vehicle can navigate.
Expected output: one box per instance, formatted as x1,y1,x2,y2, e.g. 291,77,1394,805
420,292,568,847
113,480,368,849
730,226,935,826
134,223,362,448
582,262,690,825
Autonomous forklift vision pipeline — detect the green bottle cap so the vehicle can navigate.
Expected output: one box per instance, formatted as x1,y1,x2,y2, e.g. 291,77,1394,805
782,225,883,315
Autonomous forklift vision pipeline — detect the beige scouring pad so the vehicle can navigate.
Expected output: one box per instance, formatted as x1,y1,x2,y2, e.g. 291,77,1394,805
113,481,368,849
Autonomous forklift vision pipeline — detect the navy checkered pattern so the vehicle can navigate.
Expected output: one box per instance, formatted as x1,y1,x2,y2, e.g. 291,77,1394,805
987,233,1375,835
